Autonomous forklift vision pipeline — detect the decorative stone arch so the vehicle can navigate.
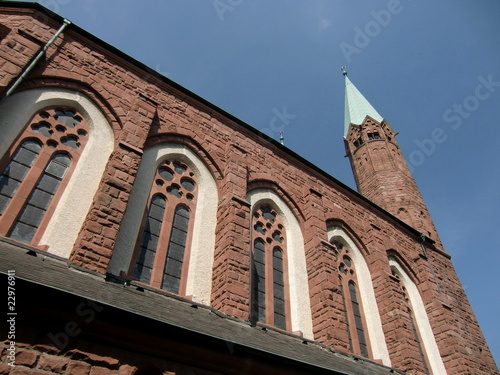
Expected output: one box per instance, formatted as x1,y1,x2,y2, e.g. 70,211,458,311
326,219,370,256
16,77,124,133
386,249,420,284
109,143,218,306
145,133,223,181
247,178,305,224
0,87,114,258
388,256,447,375
246,188,313,340
327,225,391,366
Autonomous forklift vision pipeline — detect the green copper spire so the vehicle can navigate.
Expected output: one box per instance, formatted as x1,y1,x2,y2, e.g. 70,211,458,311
343,70,383,138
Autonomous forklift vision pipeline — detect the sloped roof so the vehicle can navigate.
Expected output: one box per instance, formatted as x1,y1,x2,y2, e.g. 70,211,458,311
344,76,383,138
0,240,405,375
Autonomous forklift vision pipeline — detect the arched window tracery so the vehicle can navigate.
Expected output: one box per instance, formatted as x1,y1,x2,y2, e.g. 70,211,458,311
251,205,290,330
129,160,197,295
333,240,370,358
327,226,391,366
0,107,89,245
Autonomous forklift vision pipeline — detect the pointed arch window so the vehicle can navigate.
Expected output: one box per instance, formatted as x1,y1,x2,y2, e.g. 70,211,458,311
0,107,88,245
251,205,290,330
334,240,370,358
390,262,433,374
129,160,196,295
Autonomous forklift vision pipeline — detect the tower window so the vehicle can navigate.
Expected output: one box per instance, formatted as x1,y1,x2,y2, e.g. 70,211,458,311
130,160,196,295
367,132,381,140
353,137,364,148
251,205,289,330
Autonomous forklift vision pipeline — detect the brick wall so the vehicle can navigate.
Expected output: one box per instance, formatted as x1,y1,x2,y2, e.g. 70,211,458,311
0,340,223,375
0,6,497,375
345,118,442,245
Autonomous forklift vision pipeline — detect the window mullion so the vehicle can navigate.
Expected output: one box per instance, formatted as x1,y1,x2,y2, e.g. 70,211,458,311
339,277,353,352
150,198,174,288
177,203,195,296
251,205,288,330
130,159,197,295
349,280,370,358
30,153,74,246
344,277,359,353
264,243,275,325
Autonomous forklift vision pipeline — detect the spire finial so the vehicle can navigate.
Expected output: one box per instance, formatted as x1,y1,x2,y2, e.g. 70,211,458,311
279,131,285,145
341,66,348,76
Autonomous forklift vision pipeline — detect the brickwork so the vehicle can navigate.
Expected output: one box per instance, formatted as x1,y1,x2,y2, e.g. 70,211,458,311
70,146,142,274
0,10,47,95
0,340,220,375
385,271,430,374
0,5,498,375
345,118,441,245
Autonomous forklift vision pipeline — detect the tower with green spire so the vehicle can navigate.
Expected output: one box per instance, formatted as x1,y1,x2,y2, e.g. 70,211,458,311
343,71,440,242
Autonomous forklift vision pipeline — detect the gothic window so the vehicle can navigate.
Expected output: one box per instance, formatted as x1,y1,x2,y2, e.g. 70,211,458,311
251,205,289,330
129,160,196,295
334,240,370,358
391,264,432,374
0,107,88,245
388,256,448,374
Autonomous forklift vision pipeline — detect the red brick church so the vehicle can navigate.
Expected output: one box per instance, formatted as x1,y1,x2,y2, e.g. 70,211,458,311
0,2,498,374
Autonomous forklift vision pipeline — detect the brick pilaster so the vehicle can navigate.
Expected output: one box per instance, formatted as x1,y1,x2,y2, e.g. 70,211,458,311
70,145,142,274
211,143,251,320
302,187,350,351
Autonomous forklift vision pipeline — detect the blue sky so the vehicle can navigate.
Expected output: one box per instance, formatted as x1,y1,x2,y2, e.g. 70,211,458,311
14,0,499,364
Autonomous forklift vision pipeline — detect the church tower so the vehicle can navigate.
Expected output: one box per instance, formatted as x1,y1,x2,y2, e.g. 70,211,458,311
342,70,439,242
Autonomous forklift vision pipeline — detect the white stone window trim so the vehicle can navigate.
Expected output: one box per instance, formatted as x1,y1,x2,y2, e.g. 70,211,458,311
109,143,218,306
247,188,314,340
0,88,114,258
328,226,391,366
389,257,448,375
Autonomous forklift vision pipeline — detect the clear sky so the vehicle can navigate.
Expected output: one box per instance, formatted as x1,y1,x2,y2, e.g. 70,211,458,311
14,0,499,365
